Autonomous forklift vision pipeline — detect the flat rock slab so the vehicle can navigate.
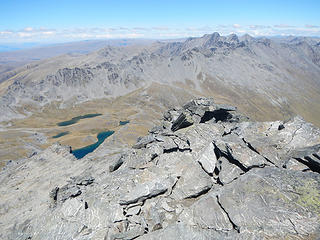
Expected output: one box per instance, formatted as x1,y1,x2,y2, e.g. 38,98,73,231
218,167,320,238
171,157,213,200
197,142,217,175
119,176,176,205
179,192,233,232
218,156,244,184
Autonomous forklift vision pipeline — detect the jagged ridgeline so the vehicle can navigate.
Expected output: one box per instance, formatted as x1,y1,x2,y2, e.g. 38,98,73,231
1,98,319,239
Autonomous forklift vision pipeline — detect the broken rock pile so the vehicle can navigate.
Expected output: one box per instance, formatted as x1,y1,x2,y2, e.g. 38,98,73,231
0,98,320,239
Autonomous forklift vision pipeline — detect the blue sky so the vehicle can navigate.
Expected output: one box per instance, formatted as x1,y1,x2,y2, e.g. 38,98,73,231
0,0,320,42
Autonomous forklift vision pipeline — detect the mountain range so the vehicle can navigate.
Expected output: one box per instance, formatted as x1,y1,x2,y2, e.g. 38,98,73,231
1,32,320,239
1,33,320,125
0,32,320,168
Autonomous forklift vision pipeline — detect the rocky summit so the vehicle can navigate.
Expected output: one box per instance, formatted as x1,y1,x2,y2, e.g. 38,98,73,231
1,98,320,240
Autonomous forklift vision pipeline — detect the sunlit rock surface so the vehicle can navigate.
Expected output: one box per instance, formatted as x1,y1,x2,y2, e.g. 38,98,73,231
1,98,320,239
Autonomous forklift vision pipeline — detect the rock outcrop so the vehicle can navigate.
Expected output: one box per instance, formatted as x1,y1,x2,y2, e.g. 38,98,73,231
1,98,320,239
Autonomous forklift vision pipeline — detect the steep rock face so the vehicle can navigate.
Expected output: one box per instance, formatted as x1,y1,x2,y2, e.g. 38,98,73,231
0,98,320,239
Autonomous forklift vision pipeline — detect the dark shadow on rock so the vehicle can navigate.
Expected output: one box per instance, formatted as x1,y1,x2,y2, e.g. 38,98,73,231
200,110,233,123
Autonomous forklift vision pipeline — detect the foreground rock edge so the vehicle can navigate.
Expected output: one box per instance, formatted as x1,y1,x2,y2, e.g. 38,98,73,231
0,97,320,240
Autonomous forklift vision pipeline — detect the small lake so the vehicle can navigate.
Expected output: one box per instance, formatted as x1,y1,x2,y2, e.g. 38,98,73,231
72,130,115,159
52,131,69,138
119,120,130,126
57,114,102,126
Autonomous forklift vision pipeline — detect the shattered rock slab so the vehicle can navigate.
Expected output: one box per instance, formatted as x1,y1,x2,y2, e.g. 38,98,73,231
169,98,243,132
218,167,320,238
119,176,177,205
1,98,320,240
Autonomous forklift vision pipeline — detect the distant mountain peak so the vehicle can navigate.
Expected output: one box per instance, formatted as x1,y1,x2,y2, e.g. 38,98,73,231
226,33,239,43
240,33,254,42
202,32,221,44
203,32,221,39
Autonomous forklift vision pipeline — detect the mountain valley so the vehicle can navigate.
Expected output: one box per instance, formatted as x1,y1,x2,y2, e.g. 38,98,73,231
1,33,320,167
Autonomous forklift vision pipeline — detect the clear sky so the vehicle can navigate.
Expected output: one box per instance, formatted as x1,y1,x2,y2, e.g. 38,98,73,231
1,0,320,43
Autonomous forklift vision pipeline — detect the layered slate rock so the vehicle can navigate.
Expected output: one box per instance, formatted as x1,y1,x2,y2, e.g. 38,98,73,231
197,142,217,175
169,98,244,132
218,167,320,237
179,192,234,232
119,176,177,205
170,156,213,200
0,98,320,240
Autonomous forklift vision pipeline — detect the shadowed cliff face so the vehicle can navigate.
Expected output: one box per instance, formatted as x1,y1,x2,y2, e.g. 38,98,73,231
1,98,320,239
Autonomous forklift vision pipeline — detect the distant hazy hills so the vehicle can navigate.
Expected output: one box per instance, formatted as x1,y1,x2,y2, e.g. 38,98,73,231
0,42,42,52
0,39,157,79
0,33,320,126
0,45,20,52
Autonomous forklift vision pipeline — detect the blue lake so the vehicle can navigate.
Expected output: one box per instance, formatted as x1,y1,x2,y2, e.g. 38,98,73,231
119,120,130,126
52,131,69,138
57,114,102,126
72,131,115,159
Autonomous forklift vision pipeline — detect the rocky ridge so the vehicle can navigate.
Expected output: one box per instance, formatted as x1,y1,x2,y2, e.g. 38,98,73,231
0,98,320,239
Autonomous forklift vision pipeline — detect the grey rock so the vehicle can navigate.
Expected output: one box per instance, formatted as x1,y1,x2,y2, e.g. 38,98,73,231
217,167,320,238
171,111,194,132
6,219,33,240
136,223,236,240
57,184,82,202
125,205,141,216
133,135,155,149
71,175,95,186
170,98,244,133
60,198,83,218
179,192,233,232
110,227,144,240
109,154,126,172
1,98,320,240
163,108,180,123
49,186,59,201
113,206,127,223
171,158,213,200
141,200,165,232
215,133,269,170
155,135,178,152
123,148,159,169
215,104,237,111
284,158,311,171
197,142,217,175
290,144,320,159
218,156,244,184
51,142,73,156
185,123,225,154
172,135,190,151
294,152,320,173
119,176,176,205
236,117,320,167
146,143,164,159
149,125,166,135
